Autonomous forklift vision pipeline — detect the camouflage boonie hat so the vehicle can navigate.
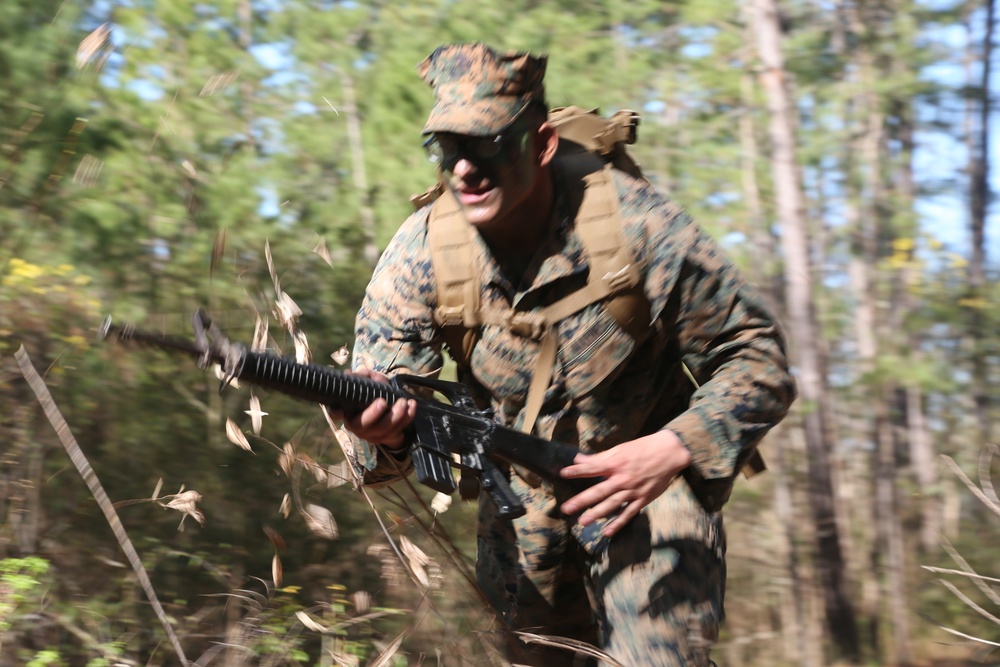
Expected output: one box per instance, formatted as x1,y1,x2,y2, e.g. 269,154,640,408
418,42,547,137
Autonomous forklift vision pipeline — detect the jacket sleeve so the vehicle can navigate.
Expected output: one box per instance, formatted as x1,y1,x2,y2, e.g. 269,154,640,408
642,198,796,481
349,209,443,487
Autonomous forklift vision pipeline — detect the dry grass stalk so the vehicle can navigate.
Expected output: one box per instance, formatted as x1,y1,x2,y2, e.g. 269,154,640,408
514,632,623,666
14,346,190,666
922,449,1000,651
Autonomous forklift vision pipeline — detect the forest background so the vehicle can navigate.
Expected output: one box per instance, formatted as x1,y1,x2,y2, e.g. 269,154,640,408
1,0,998,666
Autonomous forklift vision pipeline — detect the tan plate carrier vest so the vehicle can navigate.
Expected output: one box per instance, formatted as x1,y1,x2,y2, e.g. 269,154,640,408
411,106,765,478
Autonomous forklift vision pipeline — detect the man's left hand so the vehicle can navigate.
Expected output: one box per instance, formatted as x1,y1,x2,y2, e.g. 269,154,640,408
559,430,692,537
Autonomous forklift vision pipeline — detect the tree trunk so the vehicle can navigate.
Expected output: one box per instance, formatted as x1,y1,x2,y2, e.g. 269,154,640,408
750,0,861,660
339,49,380,269
967,0,994,446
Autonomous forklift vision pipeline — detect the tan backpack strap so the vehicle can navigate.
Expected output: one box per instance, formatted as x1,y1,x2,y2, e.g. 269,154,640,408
573,166,651,341
427,188,481,366
516,166,651,438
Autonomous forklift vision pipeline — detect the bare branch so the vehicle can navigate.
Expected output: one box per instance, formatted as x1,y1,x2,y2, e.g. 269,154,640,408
15,346,190,666
940,454,1000,516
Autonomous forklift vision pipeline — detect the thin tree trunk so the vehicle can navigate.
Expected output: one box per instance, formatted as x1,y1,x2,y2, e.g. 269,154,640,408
339,47,379,269
751,0,861,660
968,0,994,445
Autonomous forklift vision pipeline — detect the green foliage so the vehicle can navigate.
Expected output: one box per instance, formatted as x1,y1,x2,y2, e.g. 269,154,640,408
0,557,49,634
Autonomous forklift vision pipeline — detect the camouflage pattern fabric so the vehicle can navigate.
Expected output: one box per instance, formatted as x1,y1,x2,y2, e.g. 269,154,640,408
352,167,795,666
419,42,547,136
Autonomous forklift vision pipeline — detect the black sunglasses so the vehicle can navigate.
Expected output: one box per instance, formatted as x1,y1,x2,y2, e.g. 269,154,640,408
423,119,531,168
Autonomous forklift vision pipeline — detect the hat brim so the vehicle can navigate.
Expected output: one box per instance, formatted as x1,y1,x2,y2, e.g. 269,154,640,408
422,98,527,136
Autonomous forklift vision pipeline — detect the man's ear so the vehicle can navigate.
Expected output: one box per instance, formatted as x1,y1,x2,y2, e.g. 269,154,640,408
536,121,559,167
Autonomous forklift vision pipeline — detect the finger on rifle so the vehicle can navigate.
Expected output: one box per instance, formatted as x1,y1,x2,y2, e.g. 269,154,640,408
559,452,603,479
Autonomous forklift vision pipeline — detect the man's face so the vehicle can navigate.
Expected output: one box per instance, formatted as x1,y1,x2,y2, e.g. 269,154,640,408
425,120,539,230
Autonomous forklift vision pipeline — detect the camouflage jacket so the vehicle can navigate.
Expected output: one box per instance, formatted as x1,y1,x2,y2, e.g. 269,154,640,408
352,168,795,507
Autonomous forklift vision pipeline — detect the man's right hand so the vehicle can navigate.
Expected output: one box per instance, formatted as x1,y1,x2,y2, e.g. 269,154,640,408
335,368,417,451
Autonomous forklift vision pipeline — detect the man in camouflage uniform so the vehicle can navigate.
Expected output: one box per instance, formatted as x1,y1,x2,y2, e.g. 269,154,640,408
344,42,795,666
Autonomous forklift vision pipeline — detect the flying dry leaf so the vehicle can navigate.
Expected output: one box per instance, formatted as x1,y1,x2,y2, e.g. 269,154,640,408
368,633,405,667
302,456,327,485
330,345,350,366
350,590,371,615
151,477,163,501
163,490,205,531
272,553,283,588
295,610,328,633
181,160,198,179
331,425,358,461
293,330,311,364
278,442,295,477
312,236,334,267
214,364,240,389
279,493,291,519
200,69,240,97
263,525,286,551
301,503,338,540
325,461,351,489
245,395,268,435
251,314,268,353
431,492,452,515
265,240,279,295
72,154,104,187
210,228,227,277
225,418,252,452
400,536,430,587
76,23,110,69
274,291,303,331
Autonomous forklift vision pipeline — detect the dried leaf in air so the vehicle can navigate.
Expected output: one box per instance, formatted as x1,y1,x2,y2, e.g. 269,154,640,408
325,461,351,489
368,633,405,667
73,154,104,187
200,69,240,97
151,477,163,501
301,503,338,540
295,610,328,633
279,493,291,519
225,418,252,452
245,395,268,435
263,525,286,551
77,23,110,69
400,536,431,587
272,553,283,588
265,240,279,295
163,490,205,531
431,492,452,515
350,590,371,615
274,291,303,331
210,227,227,277
312,236,334,267
251,314,268,353
292,330,311,364
331,345,350,366
214,364,240,389
278,442,295,477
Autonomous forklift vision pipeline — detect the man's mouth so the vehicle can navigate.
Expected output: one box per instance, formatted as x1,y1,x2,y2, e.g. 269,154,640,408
456,184,495,205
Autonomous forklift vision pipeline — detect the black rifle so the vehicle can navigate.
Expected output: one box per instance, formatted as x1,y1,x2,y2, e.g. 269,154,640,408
99,310,610,548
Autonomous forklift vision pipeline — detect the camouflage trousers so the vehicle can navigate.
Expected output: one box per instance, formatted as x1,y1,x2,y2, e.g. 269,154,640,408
476,474,726,667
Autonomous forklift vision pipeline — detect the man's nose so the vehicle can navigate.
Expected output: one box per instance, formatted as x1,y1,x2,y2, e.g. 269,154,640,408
450,157,476,178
